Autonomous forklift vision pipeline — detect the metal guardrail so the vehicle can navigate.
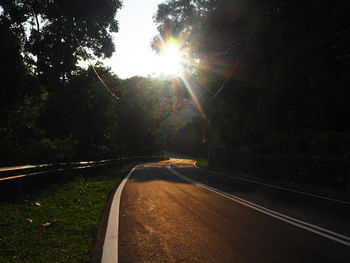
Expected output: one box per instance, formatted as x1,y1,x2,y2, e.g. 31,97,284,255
0,156,161,182
0,159,116,173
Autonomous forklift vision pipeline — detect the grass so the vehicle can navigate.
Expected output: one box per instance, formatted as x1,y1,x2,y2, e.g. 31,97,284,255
0,159,161,263
195,159,208,169
196,159,350,202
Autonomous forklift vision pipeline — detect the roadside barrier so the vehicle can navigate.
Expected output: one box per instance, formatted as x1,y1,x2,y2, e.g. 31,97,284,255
0,156,164,200
0,156,161,182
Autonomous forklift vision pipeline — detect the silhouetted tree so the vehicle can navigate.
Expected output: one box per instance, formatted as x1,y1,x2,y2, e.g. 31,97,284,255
155,0,350,188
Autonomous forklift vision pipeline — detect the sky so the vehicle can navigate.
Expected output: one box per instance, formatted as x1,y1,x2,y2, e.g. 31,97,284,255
104,0,164,79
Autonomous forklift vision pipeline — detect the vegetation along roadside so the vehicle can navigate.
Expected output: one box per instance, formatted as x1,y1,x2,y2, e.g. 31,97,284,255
196,159,350,203
0,157,165,263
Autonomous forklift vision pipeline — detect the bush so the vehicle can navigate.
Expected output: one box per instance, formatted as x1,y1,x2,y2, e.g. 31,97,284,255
212,147,350,190
29,137,78,163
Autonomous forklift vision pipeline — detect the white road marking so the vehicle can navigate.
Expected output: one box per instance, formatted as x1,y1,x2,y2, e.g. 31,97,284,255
101,158,182,263
193,161,350,205
101,165,139,263
167,163,350,247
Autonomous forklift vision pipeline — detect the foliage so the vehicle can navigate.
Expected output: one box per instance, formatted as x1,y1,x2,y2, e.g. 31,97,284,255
0,0,124,165
119,76,190,155
165,115,207,157
155,0,350,188
0,0,191,165
0,162,142,263
0,0,121,88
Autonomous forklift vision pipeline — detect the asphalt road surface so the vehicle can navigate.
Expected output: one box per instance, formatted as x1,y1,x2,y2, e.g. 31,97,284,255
118,158,350,263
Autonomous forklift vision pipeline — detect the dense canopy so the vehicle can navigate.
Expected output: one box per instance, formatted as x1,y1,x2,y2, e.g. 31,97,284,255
1,0,349,189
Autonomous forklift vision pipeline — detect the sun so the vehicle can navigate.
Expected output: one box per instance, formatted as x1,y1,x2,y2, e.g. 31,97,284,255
154,38,185,77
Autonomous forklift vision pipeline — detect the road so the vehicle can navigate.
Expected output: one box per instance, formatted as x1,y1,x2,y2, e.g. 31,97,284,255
108,158,350,263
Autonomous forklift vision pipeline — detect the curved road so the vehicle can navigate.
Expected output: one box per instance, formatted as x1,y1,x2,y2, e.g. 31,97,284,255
108,158,350,262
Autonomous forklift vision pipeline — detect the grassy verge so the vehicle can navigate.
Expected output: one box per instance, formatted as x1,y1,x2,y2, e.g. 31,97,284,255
0,158,163,263
196,159,350,202
195,159,208,169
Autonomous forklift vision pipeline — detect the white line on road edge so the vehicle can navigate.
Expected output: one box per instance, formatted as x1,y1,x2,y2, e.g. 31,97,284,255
167,164,350,247
101,158,182,263
193,161,350,205
101,165,140,263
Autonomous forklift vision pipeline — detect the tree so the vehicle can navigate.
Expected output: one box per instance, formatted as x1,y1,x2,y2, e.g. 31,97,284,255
0,0,123,165
0,0,122,89
154,0,350,162
119,76,191,154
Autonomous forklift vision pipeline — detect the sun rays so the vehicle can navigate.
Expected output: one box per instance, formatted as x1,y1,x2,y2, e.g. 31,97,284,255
153,37,187,77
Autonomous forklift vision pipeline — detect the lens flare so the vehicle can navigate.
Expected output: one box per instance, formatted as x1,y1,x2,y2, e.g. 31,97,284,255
154,35,207,120
180,76,207,121
154,37,186,77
